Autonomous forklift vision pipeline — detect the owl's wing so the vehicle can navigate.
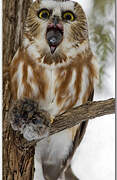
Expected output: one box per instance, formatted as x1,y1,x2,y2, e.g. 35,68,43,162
72,89,94,152
59,89,94,179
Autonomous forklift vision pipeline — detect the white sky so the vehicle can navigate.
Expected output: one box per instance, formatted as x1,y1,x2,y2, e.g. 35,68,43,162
0,0,115,180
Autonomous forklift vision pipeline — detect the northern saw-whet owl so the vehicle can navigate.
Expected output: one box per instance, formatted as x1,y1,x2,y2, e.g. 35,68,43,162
10,0,98,179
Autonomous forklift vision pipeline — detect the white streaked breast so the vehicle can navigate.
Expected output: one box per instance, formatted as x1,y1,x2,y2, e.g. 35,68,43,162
17,62,24,99
75,66,89,106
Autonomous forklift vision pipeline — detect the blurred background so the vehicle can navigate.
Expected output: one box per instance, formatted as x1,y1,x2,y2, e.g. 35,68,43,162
72,0,115,179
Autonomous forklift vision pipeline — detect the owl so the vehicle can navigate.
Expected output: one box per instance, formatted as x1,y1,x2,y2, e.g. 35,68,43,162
10,0,98,179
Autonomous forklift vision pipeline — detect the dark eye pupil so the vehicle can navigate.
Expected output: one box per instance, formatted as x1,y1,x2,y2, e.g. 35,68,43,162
42,12,48,18
65,15,72,20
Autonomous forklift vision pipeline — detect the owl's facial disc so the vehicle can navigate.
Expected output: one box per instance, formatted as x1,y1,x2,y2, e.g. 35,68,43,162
46,23,63,54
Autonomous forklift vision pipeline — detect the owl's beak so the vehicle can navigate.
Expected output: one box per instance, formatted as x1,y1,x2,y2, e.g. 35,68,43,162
53,16,59,27
46,18,63,54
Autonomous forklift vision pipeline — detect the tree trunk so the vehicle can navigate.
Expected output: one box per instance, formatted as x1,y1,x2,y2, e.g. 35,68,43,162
3,0,34,179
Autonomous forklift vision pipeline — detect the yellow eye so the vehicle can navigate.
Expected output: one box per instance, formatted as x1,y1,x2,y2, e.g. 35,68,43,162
63,11,75,21
38,9,50,19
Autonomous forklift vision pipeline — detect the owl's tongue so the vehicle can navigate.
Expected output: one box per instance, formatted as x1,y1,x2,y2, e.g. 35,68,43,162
50,45,56,54
46,27,63,54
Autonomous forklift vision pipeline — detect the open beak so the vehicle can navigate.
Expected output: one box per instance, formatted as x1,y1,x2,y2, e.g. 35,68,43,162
46,16,63,54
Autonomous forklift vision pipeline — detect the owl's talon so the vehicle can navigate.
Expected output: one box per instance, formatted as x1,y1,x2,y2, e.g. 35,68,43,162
50,116,54,124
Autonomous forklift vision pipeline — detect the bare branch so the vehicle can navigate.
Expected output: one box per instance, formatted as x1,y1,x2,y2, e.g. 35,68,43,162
13,98,115,150
50,98,115,135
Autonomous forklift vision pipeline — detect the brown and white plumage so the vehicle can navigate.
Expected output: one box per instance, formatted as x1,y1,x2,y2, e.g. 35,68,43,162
10,0,98,179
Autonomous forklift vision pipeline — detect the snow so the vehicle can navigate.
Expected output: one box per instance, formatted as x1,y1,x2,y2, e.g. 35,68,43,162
72,113,115,180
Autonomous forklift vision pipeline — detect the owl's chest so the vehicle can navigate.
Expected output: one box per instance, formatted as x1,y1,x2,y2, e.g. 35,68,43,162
43,68,57,106
32,63,90,117
38,68,62,115
16,61,89,116
38,67,77,116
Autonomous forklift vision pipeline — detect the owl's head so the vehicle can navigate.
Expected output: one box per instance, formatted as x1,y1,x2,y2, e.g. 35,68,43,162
23,0,89,62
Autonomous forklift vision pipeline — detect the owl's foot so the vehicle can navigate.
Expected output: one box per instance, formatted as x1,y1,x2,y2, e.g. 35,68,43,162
9,98,51,141
50,115,55,124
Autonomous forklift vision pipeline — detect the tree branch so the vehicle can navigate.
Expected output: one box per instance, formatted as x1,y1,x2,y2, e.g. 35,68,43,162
50,98,115,135
13,98,115,150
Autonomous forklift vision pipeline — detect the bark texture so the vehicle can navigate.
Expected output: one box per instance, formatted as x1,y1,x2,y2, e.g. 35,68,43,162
3,0,33,179
50,98,115,135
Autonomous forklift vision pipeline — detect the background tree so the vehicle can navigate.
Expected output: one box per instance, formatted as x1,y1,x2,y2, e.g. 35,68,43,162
88,0,115,89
